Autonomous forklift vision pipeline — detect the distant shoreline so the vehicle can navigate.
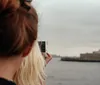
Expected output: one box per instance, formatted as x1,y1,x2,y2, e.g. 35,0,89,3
61,57,100,62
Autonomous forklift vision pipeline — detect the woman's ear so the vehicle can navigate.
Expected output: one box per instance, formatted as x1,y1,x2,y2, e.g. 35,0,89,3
22,46,32,57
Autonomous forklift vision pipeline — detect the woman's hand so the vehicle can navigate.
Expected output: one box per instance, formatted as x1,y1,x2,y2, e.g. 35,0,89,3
42,53,52,64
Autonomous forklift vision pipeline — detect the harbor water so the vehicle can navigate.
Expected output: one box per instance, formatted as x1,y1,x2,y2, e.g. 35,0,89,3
46,58,100,85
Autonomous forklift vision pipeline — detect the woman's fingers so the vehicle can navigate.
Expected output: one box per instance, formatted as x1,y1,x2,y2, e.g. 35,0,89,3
45,53,52,64
42,52,52,64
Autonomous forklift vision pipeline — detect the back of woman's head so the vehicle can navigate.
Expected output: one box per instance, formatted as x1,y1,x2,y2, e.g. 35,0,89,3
0,0,45,85
0,0,38,57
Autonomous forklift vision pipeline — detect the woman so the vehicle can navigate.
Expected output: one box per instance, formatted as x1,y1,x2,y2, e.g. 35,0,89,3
0,0,47,85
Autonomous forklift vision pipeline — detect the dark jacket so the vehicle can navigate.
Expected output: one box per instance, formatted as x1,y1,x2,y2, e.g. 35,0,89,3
0,78,16,85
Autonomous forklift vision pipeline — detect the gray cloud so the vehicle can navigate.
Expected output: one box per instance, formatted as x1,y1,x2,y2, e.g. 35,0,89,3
32,0,100,56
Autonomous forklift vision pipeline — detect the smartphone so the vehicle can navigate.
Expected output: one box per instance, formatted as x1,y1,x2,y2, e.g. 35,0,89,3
38,41,46,53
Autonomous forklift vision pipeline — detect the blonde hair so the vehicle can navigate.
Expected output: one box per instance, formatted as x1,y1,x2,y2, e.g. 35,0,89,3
14,41,45,85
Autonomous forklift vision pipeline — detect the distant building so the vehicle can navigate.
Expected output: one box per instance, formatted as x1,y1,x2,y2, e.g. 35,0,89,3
80,49,100,60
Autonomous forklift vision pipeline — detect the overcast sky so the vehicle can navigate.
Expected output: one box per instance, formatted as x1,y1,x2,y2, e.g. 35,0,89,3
32,0,100,56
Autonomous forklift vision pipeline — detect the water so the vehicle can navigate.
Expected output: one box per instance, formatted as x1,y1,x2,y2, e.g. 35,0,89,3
46,58,100,85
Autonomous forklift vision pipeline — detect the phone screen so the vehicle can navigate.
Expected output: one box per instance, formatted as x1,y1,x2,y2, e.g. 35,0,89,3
38,41,46,53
